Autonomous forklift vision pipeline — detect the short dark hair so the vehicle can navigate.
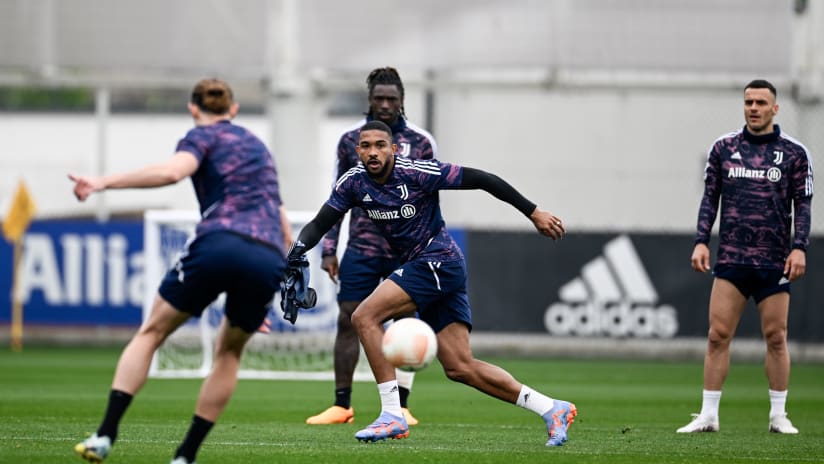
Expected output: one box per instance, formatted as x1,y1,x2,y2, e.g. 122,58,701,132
360,120,393,138
745,79,777,98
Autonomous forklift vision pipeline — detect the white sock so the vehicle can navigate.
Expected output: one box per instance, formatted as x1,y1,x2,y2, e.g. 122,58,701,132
516,385,555,416
769,389,788,418
395,369,415,390
700,390,722,419
377,380,403,417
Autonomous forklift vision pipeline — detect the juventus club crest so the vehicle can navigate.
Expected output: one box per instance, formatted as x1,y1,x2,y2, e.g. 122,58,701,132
773,151,783,164
398,142,411,157
396,184,409,199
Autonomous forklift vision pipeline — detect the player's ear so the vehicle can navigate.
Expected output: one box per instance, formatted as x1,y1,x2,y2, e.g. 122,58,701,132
187,102,199,117
391,143,398,153
229,102,240,118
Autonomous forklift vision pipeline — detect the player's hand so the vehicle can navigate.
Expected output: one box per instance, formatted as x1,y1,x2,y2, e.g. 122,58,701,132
68,173,105,201
530,208,565,240
691,243,711,273
784,249,806,281
321,255,339,284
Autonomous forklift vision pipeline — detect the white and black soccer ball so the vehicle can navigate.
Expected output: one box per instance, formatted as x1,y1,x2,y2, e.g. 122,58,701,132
381,318,438,372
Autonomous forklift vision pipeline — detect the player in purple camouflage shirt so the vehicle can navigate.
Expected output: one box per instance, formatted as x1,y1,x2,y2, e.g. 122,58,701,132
69,78,292,464
288,120,577,447
678,79,814,435
307,67,436,426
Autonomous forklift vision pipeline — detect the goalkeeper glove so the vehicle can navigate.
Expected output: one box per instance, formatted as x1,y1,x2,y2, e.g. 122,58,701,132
280,242,317,324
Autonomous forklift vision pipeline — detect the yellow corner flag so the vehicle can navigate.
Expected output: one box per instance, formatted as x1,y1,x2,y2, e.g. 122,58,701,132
3,180,36,351
3,180,37,243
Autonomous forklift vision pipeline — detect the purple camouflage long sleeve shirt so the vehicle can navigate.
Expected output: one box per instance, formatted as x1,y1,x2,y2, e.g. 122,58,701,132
321,116,437,258
326,157,464,264
176,120,287,257
696,125,814,270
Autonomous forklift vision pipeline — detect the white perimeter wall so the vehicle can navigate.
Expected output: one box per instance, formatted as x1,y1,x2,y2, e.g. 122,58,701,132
2,88,822,233
434,88,818,233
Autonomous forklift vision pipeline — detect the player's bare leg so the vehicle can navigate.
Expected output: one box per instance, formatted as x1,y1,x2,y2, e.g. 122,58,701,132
194,319,251,420
436,322,520,401
170,320,253,463
350,281,417,441
758,292,790,391
678,278,746,433
704,278,748,391
112,296,190,394
757,292,797,433
352,281,417,384
306,301,359,424
75,296,189,462
436,322,575,446
334,301,362,389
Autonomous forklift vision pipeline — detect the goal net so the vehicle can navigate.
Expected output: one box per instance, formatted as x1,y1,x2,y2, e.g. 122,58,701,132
143,209,373,381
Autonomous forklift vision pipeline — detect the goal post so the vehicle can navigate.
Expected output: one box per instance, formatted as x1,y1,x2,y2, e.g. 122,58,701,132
143,209,373,381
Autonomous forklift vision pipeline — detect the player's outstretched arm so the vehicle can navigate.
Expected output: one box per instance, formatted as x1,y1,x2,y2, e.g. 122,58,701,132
288,204,346,259
68,151,198,201
458,167,564,240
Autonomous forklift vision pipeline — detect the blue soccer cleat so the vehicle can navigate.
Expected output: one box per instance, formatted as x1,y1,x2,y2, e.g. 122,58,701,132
354,412,409,442
543,400,577,447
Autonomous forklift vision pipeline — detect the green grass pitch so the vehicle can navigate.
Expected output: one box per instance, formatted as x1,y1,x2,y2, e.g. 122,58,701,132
1,346,822,463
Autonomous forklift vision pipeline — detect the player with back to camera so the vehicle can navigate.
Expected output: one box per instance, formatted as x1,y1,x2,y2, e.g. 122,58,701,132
70,78,294,464
287,120,577,446
677,79,814,434
305,66,437,426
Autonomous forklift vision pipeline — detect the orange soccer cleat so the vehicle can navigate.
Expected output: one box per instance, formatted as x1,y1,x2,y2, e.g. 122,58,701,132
305,405,355,425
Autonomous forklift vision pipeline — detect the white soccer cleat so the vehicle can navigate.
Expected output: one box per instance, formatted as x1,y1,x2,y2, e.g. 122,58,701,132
676,413,719,433
170,458,195,464
74,433,112,463
769,413,799,434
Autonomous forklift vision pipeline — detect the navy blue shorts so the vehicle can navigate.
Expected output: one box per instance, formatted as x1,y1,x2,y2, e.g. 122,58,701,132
387,258,472,333
713,264,790,303
159,231,286,333
338,250,400,302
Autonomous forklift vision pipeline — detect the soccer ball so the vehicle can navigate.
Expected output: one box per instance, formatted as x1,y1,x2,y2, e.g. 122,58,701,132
381,318,438,372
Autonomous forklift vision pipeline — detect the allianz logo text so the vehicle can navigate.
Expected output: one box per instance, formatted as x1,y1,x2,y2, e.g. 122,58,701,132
544,235,679,338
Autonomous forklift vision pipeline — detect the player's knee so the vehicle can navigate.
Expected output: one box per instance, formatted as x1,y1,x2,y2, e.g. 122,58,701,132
707,326,734,348
350,308,372,332
442,362,473,384
136,322,171,344
337,311,354,330
763,326,787,350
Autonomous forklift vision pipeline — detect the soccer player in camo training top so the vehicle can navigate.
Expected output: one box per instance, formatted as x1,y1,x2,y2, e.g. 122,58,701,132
287,119,577,446
69,78,293,464
306,67,437,427
678,79,814,435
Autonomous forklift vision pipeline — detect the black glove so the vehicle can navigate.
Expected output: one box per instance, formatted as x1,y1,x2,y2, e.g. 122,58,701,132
280,251,317,325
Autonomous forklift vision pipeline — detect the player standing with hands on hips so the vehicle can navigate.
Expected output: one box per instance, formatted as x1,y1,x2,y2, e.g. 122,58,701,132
306,67,437,426
287,120,577,446
678,79,814,434
70,78,293,463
